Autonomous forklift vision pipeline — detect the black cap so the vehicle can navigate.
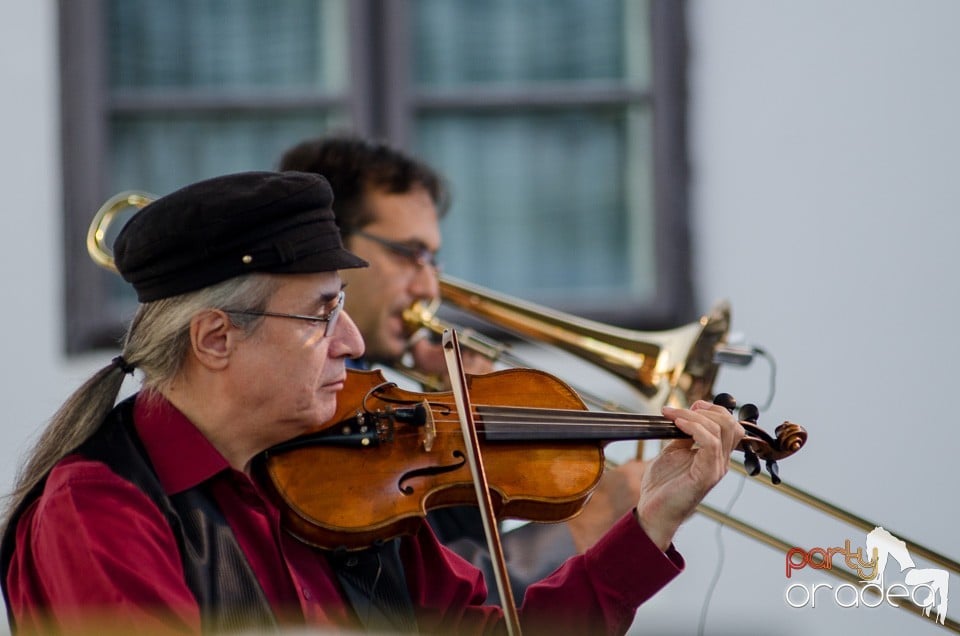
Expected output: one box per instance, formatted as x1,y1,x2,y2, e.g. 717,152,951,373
114,171,367,302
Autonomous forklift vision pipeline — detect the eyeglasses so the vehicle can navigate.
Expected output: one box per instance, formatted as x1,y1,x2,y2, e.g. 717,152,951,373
229,290,345,337
353,230,441,271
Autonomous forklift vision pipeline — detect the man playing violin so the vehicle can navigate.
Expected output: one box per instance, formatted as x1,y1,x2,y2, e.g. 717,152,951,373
1,171,744,634
278,134,651,604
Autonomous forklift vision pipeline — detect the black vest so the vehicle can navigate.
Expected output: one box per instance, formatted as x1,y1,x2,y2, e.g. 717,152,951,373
1,396,417,634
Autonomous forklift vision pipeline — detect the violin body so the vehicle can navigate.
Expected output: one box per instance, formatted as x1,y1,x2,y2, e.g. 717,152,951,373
262,367,806,551
263,368,605,550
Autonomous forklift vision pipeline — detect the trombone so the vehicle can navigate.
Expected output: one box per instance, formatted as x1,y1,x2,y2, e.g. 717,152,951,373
87,191,959,632
85,190,152,273
410,274,733,413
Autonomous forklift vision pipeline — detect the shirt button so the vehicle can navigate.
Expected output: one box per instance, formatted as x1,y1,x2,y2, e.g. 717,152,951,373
346,557,359,567
303,588,312,600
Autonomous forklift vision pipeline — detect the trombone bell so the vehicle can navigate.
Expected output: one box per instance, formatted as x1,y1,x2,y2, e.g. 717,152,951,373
436,275,731,408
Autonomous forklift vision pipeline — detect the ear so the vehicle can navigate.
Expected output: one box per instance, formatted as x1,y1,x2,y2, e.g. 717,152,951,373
189,309,237,371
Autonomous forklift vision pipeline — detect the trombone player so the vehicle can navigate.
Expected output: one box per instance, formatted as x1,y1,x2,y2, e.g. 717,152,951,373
278,134,650,604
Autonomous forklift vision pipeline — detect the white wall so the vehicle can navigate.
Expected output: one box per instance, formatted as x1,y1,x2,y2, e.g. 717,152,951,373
0,1,105,487
0,7,108,633
0,3,104,480
1,2,956,635
634,1,958,634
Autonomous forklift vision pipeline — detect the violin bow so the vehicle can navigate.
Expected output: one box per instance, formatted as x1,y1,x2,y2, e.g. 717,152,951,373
442,329,522,636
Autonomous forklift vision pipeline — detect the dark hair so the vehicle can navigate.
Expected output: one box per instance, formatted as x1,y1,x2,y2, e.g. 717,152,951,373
278,134,450,236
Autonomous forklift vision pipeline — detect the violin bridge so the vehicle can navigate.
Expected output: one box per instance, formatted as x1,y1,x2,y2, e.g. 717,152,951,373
421,400,436,452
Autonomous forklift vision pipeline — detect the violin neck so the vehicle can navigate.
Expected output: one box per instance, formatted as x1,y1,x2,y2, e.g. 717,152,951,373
476,405,688,443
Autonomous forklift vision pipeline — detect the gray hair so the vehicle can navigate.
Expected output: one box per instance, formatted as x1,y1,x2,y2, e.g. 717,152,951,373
2,273,279,534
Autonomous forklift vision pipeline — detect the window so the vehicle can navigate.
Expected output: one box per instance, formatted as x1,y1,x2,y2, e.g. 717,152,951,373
60,0,690,353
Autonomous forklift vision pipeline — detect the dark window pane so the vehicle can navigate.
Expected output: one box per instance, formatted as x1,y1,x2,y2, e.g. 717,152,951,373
63,0,682,353
107,111,347,304
415,107,655,305
414,0,647,87
108,0,345,91
109,111,346,192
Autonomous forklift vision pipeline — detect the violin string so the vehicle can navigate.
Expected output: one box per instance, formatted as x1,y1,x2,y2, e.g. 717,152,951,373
427,414,678,428
478,405,668,422
417,415,682,441
428,406,672,426
423,402,670,422
418,403,679,442
388,403,775,449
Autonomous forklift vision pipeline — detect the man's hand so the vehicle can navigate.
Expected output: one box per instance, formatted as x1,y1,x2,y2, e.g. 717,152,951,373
635,400,745,551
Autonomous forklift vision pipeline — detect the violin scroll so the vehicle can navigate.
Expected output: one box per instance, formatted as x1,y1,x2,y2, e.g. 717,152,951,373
774,422,808,456
712,393,807,485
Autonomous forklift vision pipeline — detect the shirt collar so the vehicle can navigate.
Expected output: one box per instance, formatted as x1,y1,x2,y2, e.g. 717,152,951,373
133,392,231,494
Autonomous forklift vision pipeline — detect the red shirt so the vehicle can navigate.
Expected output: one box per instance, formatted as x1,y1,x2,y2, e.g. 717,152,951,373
6,394,683,634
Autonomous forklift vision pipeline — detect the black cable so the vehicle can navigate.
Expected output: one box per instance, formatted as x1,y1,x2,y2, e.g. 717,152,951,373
697,472,746,636
752,346,777,412
696,345,774,633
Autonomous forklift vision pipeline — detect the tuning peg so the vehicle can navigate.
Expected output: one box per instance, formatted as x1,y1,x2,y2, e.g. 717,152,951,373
713,393,737,413
766,459,781,485
738,403,760,424
743,449,761,476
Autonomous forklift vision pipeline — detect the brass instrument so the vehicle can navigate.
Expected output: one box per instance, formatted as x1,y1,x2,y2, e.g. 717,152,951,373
86,190,153,273
406,276,731,413
87,192,959,632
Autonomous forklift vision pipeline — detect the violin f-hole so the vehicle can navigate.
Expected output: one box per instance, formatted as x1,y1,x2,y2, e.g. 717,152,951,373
397,450,467,494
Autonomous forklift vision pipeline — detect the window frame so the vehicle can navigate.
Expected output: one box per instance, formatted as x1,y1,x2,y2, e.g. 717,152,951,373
59,0,691,353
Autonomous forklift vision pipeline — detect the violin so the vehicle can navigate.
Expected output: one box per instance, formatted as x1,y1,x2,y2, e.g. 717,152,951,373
261,367,806,551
